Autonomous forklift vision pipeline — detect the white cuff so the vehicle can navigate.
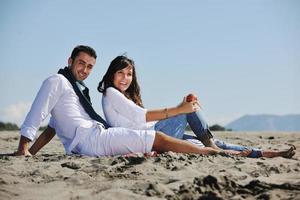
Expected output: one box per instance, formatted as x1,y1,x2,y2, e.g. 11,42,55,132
20,127,37,141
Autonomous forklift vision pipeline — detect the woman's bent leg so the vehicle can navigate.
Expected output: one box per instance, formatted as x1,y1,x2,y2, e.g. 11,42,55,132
186,111,219,149
214,139,262,158
154,115,187,139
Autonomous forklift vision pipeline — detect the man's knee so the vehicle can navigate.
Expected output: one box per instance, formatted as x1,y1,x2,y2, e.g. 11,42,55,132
152,131,168,152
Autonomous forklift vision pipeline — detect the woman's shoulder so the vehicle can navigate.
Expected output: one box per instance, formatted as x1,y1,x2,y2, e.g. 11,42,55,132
106,87,119,93
104,87,124,99
106,87,122,96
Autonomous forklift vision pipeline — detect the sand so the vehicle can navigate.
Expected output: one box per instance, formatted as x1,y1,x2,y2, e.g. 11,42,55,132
1,131,300,200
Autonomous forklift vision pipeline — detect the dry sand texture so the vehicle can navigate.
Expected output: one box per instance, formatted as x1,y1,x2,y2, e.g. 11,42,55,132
1,131,300,200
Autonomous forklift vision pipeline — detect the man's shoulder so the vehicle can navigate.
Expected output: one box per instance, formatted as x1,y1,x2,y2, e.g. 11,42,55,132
41,74,70,89
44,74,67,84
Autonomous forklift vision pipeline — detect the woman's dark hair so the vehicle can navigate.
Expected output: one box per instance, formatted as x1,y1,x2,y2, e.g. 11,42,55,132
98,56,144,107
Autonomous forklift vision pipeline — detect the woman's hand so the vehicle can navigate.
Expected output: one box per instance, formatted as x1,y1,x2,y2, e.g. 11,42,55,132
147,94,201,121
176,96,200,114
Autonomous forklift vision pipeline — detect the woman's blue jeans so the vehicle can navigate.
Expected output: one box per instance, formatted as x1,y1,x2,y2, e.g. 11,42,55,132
154,110,262,158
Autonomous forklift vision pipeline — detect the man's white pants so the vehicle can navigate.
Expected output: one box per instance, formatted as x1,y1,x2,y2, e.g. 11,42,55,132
73,127,156,157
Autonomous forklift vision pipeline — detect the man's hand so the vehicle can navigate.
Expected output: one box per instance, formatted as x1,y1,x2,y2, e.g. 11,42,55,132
14,135,32,156
13,149,32,156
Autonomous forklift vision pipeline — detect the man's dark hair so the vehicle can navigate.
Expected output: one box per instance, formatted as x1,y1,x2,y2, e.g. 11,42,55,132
70,45,97,60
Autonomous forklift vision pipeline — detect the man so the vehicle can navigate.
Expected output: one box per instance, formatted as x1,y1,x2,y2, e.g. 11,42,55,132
15,45,239,157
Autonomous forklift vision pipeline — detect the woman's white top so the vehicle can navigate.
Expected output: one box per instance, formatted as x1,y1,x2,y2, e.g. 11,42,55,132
102,87,157,130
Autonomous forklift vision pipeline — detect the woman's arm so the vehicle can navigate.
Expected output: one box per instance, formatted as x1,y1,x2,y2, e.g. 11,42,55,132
146,97,199,122
105,87,199,123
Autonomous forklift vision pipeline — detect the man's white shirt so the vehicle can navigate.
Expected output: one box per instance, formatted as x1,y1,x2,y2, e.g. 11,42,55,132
20,74,103,154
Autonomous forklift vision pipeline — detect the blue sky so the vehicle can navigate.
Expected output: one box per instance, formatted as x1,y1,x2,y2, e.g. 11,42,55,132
0,0,299,126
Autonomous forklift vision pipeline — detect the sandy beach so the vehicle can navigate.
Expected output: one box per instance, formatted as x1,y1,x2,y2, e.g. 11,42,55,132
1,131,299,200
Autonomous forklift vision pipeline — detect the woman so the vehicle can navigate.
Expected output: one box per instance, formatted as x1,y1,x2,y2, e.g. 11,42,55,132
98,55,295,158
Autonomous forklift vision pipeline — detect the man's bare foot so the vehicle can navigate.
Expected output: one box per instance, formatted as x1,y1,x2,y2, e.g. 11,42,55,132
281,145,296,158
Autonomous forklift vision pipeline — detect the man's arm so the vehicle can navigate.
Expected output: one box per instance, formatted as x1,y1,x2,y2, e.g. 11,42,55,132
14,126,56,156
29,126,56,155
15,75,63,156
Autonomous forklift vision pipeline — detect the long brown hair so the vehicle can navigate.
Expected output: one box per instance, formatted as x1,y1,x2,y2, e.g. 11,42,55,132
98,56,144,107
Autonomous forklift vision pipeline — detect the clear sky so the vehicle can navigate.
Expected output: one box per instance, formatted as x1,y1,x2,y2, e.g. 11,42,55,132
0,0,299,126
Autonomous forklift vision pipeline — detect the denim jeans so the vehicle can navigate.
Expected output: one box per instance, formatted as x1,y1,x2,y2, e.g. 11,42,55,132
154,110,262,158
213,139,262,158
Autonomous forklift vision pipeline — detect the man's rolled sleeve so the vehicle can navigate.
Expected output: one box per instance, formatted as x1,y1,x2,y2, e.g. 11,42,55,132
20,126,37,141
20,75,63,141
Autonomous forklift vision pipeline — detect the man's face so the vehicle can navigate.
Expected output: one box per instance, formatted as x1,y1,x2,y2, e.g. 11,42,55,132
68,52,96,81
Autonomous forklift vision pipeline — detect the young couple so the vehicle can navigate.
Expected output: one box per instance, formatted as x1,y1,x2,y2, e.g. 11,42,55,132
15,45,295,159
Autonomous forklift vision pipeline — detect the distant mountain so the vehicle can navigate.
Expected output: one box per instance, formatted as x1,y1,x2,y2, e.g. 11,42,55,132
225,114,300,131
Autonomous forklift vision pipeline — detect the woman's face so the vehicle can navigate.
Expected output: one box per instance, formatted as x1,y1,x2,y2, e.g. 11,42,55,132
113,65,133,93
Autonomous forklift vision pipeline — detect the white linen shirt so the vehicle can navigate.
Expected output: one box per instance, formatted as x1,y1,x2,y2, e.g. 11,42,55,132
20,74,103,154
102,87,156,130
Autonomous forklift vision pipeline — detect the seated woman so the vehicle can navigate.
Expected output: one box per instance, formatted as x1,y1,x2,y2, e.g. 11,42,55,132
97,55,295,159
